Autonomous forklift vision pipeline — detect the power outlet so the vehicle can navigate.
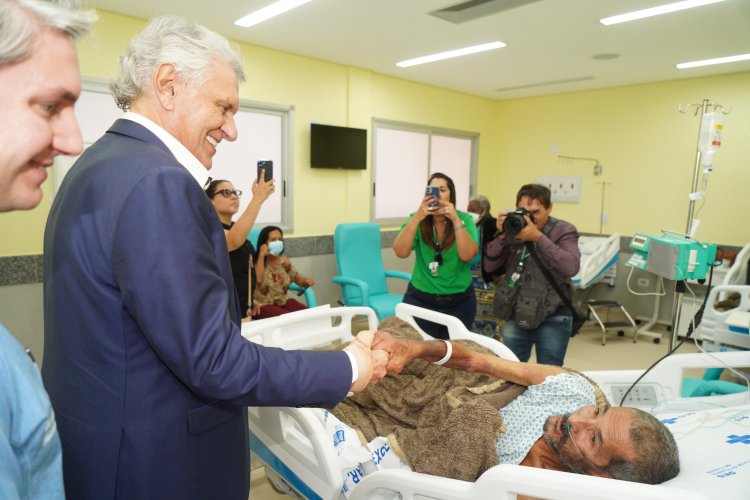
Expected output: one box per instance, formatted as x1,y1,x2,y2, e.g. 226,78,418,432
535,175,582,203
611,385,658,406
637,277,650,287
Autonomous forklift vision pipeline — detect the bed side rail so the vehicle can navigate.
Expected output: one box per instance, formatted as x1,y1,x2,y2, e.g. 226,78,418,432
395,303,519,360
350,465,708,500
585,350,750,411
241,305,379,350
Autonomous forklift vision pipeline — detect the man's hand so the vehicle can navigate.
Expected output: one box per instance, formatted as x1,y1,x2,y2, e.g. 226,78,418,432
372,331,416,373
344,330,389,393
515,215,542,242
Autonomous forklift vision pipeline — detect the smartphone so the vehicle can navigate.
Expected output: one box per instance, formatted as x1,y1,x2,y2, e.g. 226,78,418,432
425,186,440,207
257,160,273,182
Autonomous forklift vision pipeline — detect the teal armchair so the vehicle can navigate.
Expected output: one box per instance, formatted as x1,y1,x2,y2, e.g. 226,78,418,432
332,223,411,320
247,227,317,307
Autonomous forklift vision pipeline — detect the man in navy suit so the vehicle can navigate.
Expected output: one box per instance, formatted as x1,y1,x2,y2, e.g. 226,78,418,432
43,16,387,499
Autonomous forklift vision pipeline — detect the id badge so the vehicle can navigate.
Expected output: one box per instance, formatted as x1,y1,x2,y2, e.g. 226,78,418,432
429,261,440,277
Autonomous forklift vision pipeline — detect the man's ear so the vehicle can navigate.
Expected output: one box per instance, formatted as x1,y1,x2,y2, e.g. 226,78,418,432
154,63,178,110
547,202,554,214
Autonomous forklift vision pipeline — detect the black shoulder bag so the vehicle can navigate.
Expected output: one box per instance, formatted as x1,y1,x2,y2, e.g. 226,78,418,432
524,242,587,337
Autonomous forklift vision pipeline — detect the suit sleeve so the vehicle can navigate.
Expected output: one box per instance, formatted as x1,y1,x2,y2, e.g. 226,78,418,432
111,167,351,408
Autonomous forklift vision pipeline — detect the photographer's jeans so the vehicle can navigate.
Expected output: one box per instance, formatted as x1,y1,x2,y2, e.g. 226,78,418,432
501,315,572,366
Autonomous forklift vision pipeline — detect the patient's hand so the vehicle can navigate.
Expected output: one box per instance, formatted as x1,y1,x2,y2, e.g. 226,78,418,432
372,331,415,373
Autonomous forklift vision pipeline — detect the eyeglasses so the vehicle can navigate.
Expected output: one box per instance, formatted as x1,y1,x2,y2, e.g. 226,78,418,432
433,252,443,265
214,189,242,198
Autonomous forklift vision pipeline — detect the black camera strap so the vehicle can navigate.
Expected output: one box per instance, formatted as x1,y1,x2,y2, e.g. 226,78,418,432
524,241,586,325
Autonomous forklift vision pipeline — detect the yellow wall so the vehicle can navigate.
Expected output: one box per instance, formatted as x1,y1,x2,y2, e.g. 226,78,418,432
0,9,747,256
489,72,750,246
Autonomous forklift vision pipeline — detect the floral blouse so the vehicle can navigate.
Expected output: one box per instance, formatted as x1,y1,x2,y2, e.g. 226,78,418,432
253,257,298,307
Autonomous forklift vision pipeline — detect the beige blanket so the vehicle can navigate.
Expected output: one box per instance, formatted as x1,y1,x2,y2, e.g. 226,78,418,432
332,317,526,481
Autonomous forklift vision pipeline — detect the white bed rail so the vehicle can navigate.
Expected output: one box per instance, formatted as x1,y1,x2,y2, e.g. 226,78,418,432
701,284,750,349
350,465,708,500
395,302,519,360
241,304,378,348
585,350,750,411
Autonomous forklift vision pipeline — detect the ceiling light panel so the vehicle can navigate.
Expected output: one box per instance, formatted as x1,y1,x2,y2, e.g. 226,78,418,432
235,0,314,28
396,41,506,68
677,53,750,69
600,0,725,26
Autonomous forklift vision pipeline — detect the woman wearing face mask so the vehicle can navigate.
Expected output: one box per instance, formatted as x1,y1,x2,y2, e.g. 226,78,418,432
392,172,479,340
253,226,315,319
467,194,498,284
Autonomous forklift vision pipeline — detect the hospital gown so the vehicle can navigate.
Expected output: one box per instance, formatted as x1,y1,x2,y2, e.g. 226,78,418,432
497,372,597,465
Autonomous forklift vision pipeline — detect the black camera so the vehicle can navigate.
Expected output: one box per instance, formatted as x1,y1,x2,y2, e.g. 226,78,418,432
503,207,534,236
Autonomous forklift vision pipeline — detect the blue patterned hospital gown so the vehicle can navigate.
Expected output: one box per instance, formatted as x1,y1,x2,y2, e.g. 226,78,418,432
497,373,597,465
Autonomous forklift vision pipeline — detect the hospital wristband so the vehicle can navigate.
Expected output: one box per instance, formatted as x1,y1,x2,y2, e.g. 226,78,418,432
432,340,452,366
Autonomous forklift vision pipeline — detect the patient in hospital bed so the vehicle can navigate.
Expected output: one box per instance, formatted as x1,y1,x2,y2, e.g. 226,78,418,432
330,318,679,490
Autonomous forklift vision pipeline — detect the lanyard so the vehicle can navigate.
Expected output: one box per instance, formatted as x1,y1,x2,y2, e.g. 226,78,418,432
507,247,529,288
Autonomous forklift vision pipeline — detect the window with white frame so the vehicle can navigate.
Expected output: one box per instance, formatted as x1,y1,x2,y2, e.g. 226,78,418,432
53,77,293,228
372,120,477,226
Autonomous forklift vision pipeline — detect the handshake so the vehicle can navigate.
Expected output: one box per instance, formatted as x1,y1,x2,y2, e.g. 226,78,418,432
343,330,438,394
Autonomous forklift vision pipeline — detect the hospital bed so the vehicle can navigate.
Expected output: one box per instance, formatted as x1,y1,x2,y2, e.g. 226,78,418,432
572,233,644,344
572,233,620,289
242,304,749,500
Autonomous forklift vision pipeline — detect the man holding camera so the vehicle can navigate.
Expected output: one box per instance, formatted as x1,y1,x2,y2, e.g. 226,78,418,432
484,184,580,366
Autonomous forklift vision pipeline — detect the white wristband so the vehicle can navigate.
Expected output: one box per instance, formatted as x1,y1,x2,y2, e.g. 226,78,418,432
432,340,452,366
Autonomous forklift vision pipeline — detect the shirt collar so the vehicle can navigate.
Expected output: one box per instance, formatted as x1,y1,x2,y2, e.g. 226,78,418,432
121,111,211,188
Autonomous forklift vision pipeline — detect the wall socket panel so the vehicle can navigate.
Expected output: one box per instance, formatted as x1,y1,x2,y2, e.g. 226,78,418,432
611,385,658,406
535,175,582,203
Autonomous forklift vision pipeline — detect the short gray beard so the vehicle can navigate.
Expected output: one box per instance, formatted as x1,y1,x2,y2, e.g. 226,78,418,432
542,414,588,475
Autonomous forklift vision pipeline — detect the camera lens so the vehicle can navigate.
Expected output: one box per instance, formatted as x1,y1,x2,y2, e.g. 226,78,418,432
502,209,531,236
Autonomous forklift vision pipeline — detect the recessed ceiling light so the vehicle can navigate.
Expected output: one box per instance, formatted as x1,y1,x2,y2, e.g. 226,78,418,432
600,0,725,26
677,53,750,69
396,41,506,68
235,0,314,28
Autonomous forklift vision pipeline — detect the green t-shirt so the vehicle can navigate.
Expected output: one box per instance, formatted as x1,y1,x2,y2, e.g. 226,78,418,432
401,210,479,294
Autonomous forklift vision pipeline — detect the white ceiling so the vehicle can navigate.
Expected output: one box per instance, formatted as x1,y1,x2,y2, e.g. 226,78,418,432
87,0,750,100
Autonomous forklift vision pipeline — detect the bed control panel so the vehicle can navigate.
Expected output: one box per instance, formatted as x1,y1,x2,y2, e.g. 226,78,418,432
611,385,658,406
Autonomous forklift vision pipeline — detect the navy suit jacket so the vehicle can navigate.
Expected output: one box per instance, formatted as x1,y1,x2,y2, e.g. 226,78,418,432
42,119,352,499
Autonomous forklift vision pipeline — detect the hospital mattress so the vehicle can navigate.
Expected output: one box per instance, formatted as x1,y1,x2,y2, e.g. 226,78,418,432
242,304,750,500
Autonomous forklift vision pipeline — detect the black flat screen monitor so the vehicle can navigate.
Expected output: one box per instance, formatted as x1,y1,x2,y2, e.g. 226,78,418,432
310,123,367,170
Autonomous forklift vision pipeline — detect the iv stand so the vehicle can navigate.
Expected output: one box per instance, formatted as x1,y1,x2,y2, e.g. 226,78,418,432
667,99,730,352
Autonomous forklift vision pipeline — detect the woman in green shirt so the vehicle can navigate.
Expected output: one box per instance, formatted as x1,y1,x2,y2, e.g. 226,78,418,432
393,173,479,339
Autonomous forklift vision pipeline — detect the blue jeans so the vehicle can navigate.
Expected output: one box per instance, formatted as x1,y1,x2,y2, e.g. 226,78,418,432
403,283,476,340
501,315,572,366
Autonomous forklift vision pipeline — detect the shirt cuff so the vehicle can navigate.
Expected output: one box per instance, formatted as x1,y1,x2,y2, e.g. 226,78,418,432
345,350,358,384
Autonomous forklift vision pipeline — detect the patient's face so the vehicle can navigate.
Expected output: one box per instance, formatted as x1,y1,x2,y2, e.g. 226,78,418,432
543,405,637,477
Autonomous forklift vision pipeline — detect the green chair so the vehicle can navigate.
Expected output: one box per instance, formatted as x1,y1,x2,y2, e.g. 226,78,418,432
681,367,748,397
332,223,411,320
247,227,317,307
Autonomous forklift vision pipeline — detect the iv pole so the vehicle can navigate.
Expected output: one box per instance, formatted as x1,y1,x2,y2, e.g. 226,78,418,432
667,99,730,352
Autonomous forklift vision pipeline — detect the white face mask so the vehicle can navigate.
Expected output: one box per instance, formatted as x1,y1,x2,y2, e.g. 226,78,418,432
268,240,284,256
469,212,481,225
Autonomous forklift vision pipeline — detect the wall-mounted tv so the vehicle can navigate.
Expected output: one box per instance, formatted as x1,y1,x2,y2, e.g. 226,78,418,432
310,123,367,170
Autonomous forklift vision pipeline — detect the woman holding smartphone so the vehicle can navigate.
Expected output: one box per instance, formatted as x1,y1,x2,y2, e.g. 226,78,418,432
206,176,274,319
392,172,479,339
